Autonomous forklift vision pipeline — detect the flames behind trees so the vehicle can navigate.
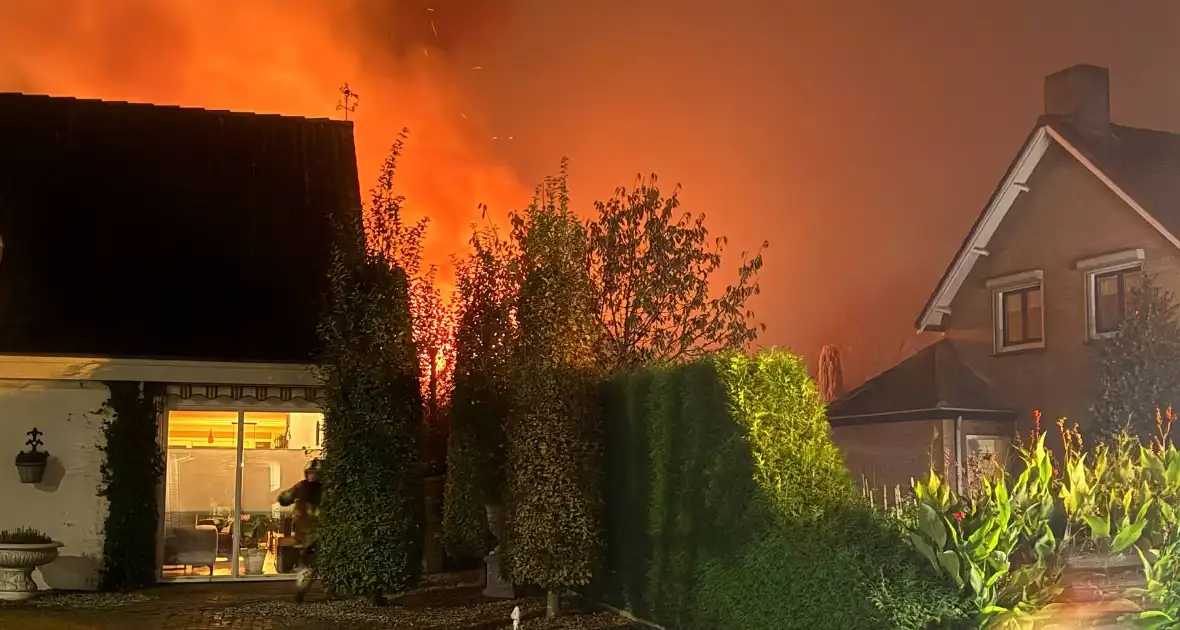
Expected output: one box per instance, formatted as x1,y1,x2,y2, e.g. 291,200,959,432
365,132,456,473
0,0,528,285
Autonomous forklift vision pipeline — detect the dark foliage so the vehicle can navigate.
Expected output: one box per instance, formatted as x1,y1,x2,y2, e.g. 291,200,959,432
592,350,971,629
504,162,603,608
443,224,515,562
314,135,424,600
96,381,167,592
1093,274,1180,438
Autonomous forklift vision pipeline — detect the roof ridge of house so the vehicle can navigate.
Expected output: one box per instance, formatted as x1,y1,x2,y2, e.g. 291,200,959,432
0,92,350,126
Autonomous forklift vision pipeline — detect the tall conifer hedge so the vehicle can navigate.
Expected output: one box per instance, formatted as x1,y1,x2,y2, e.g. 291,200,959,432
504,164,603,615
315,199,424,601
595,349,970,629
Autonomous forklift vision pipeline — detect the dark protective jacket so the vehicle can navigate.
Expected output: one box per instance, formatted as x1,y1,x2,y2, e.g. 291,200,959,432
278,479,322,548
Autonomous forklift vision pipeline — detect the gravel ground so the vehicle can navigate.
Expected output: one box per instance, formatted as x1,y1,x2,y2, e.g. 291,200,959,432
0,571,648,630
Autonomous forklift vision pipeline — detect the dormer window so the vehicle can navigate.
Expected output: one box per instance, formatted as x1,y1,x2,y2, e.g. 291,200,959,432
1078,249,1146,340
986,270,1045,354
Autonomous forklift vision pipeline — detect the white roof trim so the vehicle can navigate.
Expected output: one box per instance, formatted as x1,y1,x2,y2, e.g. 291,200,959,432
917,124,1180,331
918,127,1051,330
0,354,319,385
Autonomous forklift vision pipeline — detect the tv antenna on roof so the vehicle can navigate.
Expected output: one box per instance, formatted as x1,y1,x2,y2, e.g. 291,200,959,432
337,83,360,121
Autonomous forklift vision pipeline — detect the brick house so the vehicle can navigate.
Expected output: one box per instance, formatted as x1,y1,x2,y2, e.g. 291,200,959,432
829,63,1180,491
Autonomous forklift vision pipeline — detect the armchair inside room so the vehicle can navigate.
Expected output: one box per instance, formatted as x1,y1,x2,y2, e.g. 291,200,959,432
162,524,218,576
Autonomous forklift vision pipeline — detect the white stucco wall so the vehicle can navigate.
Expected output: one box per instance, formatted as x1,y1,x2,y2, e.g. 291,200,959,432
0,379,110,591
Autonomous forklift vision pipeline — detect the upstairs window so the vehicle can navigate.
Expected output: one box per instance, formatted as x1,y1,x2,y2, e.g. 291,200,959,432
987,270,1045,354
1077,249,1146,341
1001,286,1044,346
1092,267,1143,336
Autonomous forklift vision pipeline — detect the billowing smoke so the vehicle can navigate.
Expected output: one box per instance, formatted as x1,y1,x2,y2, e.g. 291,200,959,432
0,0,526,286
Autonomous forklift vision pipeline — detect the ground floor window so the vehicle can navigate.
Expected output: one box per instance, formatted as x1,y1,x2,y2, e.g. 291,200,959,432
964,434,1010,493
161,409,323,580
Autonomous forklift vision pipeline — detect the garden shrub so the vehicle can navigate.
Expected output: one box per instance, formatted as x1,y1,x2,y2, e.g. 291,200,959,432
504,165,603,613
315,203,424,601
693,507,973,630
442,225,515,563
595,349,971,630
96,381,167,591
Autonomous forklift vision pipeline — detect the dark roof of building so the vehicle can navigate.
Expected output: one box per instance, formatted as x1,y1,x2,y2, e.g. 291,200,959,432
0,93,362,363
915,115,1180,330
1051,116,1180,239
826,340,1013,424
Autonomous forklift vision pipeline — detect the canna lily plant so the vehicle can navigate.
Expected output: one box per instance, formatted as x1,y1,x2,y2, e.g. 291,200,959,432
910,431,1064,628
908,408,1180,629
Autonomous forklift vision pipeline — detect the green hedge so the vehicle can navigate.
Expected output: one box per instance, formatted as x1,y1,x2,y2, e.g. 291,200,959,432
594,349,971,629
316,233,425,600
97,381,167,591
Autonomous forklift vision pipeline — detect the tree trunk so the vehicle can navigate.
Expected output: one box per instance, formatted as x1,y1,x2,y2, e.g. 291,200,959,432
546,589,561,617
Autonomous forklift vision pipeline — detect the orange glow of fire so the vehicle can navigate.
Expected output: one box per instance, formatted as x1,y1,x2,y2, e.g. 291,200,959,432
0,1,529,288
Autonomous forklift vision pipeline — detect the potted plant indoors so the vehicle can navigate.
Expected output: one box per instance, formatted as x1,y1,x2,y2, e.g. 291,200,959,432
0,527,63,601
14,428,49,484
240,514,277,575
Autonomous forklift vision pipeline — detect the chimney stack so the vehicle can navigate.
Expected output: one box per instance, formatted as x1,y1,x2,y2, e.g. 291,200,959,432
1044,64,1110,135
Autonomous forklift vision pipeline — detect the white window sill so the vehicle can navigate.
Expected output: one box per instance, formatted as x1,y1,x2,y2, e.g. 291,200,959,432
995,341,1045,355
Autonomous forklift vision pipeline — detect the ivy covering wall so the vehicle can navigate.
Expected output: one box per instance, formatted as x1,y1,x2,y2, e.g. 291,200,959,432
96,381,166,592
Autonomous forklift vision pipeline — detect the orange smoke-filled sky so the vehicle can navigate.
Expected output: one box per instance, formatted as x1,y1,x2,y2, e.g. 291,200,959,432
3,0,1180,385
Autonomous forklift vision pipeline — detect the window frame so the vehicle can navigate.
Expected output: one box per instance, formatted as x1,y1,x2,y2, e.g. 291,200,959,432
1085,263,1144,340
986,270,1045,354
964,434,1011,490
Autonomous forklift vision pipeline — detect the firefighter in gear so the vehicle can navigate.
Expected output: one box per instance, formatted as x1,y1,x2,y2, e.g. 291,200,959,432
278,458,322,602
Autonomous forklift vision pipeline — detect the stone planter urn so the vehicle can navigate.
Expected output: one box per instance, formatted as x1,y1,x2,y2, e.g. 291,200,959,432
482,503,514,599
0,541,63,601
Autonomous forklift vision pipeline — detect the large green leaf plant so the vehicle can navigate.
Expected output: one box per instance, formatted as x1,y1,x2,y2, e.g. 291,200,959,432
909,412,1180,628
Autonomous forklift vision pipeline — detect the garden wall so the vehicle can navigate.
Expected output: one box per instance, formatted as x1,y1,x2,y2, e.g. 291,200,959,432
591,350,970,630
0,379,110,591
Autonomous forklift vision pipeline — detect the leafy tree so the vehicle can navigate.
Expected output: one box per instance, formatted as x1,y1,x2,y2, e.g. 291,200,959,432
315,136,424,602
443,220,517,561
365,131,453,472
587,174,767,371
505,161,603,617
1093,274,1180,438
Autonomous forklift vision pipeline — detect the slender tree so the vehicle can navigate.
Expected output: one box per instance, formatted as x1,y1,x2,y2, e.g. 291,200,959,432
315,136,424,602
505,161,602,617
443,220,517,561
365,130,454,473
587,174,767,371
1093,274,1180,437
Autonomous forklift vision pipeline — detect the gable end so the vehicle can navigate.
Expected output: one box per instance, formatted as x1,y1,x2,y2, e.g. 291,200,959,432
915,123,1180,331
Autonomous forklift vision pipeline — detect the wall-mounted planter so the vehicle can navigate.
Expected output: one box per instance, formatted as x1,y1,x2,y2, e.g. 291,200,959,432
14,461,46,485
14,428,49,485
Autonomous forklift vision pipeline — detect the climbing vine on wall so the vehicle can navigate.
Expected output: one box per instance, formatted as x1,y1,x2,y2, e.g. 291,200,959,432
95,381,166,591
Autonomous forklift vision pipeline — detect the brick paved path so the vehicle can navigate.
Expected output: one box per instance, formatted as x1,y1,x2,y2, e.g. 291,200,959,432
0,573,644,630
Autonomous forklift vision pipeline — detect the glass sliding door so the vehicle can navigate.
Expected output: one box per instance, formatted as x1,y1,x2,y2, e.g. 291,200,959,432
161,410,241,578
239,411,323,576
161,408,323,581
